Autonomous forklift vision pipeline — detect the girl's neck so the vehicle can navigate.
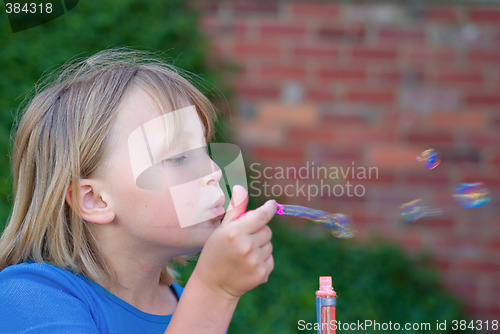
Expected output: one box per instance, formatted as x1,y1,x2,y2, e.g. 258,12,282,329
99,257,178,315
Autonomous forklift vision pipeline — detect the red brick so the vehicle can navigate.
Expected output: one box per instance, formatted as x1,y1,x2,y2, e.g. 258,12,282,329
467,8,500,23
293,44,339,58
319,67,366,81
318,26,365,41
406,173,450,186
259,65,307,81
371,67,425,84
429,113,486,129
321,113,368,126
365,145,422,169
258,22,307,37
479,305,500,319
288,127,336,144
491,152,500,166
465,134,500,148
487,239,500,251
345,88,396,104
377,27,426,43
304,87,336,102
370,68,402,83
350,46,398,61
433,258,451,271
401,47,456,64
232,2,278,14
336,128,398,146
496,72,500,86
468,51,500,63
465,92,500,106
457,259,500,274
380,112,423,126
417,216,454,228
434,238,457,253
234,83,279,99
442,276,478,296
235,121,285,145
253,147,305,160
257,103,319,127
399,235,423,253
423,7,458,23
344,170,394,185
233,42,281,59
407,131,454,146
290,3,341,18
315,147,361,163
350,213,386,227
432,70,483,84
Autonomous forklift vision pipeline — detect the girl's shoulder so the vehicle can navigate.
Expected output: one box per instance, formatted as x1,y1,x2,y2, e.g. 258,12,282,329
0,261,185,333
0,261,102,333
0,260,97,310
0,260,89,290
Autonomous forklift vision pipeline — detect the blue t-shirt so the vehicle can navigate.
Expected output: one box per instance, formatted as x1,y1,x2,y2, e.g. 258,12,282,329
0,261,183,333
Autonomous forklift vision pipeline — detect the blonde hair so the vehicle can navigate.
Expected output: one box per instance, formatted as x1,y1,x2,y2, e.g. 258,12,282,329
0,48,216,285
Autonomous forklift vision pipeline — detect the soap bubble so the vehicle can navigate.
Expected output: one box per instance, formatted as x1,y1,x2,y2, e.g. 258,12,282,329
453,182,491,208
319,213,356,238
416,149,441,169
400,198,443,224
276,203,356,238
320,213,349,229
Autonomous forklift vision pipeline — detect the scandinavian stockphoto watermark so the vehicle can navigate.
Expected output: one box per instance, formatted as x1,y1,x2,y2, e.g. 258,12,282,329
249,161,379,201
298,319,499,332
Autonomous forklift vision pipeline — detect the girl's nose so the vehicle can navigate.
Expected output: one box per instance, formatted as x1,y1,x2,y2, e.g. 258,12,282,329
201,159,222,186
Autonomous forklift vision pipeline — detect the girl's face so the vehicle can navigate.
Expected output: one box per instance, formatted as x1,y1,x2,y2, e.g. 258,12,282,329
94,86,224,255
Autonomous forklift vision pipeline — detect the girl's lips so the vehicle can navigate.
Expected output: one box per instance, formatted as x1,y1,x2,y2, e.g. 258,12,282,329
209,206,225,219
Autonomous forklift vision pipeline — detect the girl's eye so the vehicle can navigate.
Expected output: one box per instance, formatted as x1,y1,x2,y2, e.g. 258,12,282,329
164,155,188,166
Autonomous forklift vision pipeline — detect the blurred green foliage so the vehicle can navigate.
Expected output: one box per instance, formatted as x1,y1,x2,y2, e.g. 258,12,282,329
0,0,223,230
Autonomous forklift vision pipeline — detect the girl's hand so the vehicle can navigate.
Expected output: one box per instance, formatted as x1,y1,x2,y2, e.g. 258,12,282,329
192,185,275,300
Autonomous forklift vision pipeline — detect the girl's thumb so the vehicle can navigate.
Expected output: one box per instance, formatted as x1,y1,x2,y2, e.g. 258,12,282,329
222,185,248,223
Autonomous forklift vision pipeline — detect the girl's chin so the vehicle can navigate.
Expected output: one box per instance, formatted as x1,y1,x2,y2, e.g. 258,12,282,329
190,217,222,229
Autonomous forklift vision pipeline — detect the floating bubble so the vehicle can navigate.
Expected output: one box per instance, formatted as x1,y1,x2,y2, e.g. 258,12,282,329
416,149,440,170
400,198,443,224
320,213,349,229
275,202,356,239
453,182,490,208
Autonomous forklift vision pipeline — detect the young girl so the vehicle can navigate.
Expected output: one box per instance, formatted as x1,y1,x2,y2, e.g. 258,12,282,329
0,48,275,333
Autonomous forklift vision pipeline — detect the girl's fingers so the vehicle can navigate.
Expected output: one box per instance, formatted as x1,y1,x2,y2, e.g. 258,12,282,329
259,242,273,258
253,225,272,248
234,200,276,234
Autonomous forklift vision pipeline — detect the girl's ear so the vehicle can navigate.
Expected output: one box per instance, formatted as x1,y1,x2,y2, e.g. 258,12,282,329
65,179,115,225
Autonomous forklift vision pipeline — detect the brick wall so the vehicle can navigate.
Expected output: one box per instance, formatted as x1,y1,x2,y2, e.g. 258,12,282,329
198,1,500,321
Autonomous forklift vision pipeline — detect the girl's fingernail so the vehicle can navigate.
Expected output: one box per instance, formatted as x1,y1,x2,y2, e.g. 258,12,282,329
231,185,247,206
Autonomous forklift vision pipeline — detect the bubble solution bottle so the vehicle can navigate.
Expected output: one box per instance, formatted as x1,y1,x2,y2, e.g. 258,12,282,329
315,276,337,334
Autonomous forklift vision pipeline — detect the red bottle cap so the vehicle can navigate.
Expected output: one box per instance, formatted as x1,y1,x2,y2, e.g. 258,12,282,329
316,276,336,297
